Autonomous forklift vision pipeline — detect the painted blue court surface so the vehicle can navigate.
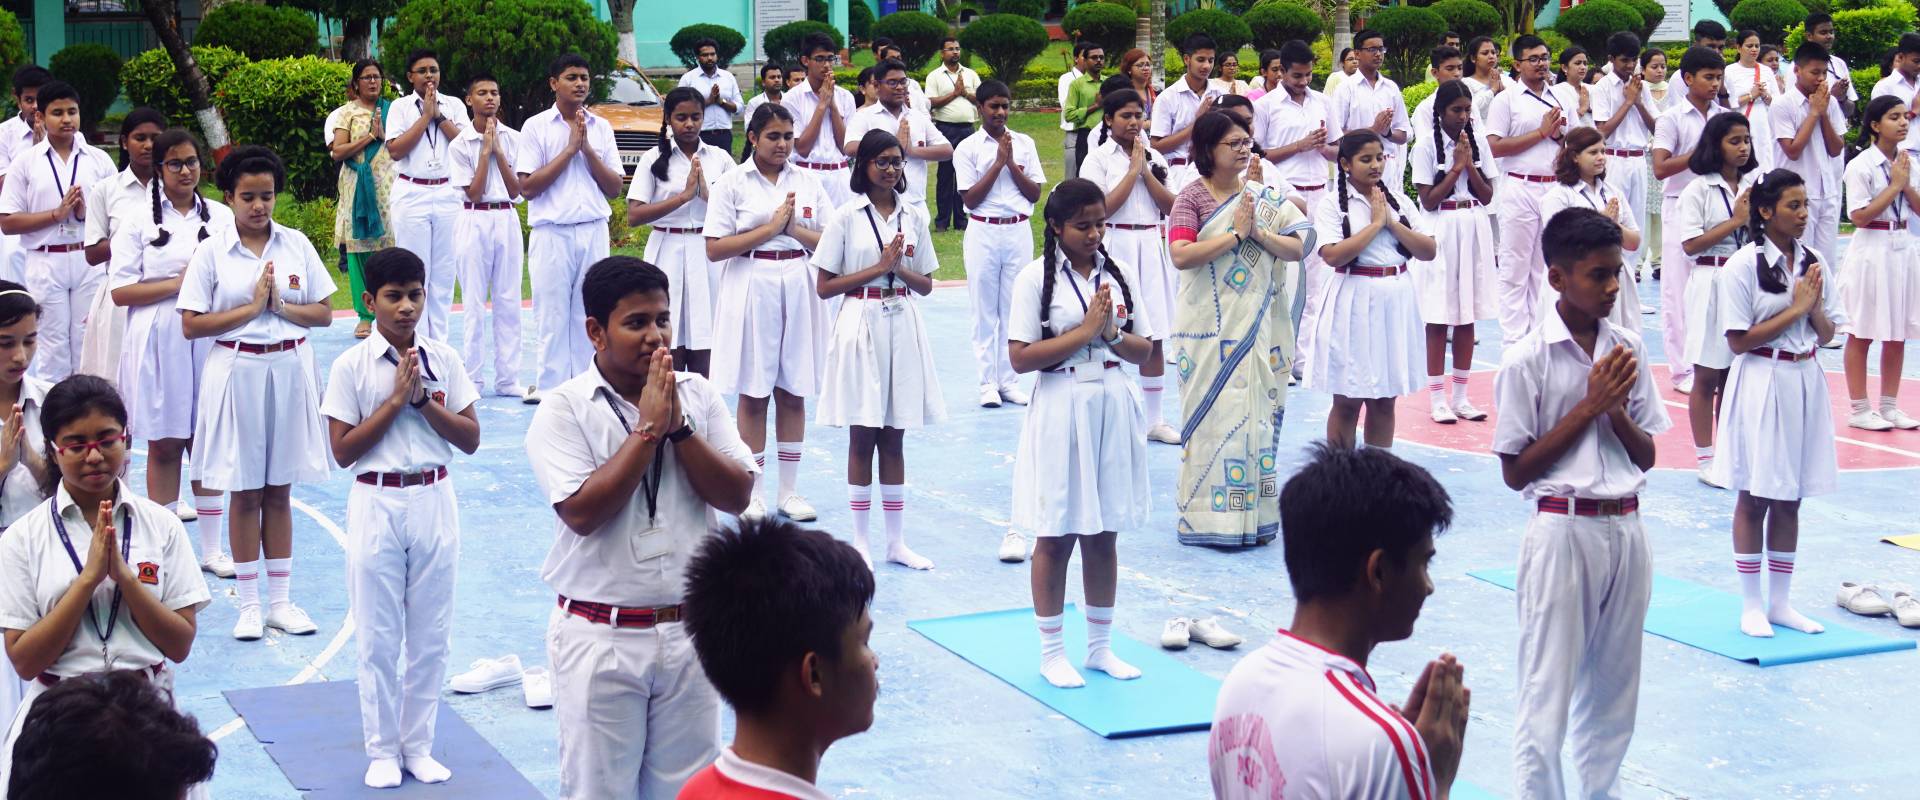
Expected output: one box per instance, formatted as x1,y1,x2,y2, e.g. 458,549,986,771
156,276,1920,798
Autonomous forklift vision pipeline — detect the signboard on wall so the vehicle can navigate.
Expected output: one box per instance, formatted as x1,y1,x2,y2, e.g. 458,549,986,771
756,0,807,62
1653,0,1692,43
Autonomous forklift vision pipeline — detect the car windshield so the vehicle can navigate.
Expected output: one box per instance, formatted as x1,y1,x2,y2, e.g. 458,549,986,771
606,68,660,106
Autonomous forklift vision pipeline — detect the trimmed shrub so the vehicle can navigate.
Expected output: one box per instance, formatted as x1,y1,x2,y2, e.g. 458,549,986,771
1220,0,1262,13
1731,0,1810,44
764,20,843,68
193,3,316,60
1062,2,1139,59
1619,0,1666,41
121,46,251,140
381,0,617,127
0,9,25,114
215,56,351,200
871,11,948,70
1554,0,1644,54
959,14,1050,85
1830,0,1915,68
1366,5,1447,87
272,194,338,263
1537,28,1573,56
1403,79,1437,113
669,24,747,69
808,0,829,22
1166,9,1254,58
850,1,876,44
1428,0,1500,41
48,44,121,137
1247,1,1323,51
997,0,1049,19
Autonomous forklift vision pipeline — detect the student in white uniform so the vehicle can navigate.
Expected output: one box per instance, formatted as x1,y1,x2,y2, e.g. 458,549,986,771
0,375,211,790
843,59,952,211
1839,95,1920,431
0,283,43,726
1674,113,1760,483
629,87,729,378
0,67,51,286
955,80,1043,414
1329,30,1410,189
1726,30,1776,172
382,48,469,343
705,103,831,523
1209,444,1468,800
1711,169,1846,638
1595,32,1659,297
322,248,480,789
784,33,858,209
108,130,232,577
1769,43,1847,317
1008,178,1155,690
1494,207,1670,800
1150,33,1224,193
1081,88,1180,445
1651,47,1730,393
1549,47,1596,129
177,146,334,641
1406,47,1465,171
77,108,165,384
1463,36,1513,127
1486,35,1568,345
811,130,944,571
1541,129,1647,341
526,257,756,800
1310,131,1435,449
0,81,114,382
1410,80,1495,426
1871,35,1920,192
1253,41,1340,376
448,73,525,397
739,63,787,166
7,670,216,799
516,53,625,403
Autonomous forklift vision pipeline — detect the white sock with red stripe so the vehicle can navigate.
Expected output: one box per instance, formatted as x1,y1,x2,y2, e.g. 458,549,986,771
1695,445,1714,466
1035,613,1084,688
1141,375,1164,424
194,494,224,559
1765,550,1824,633
847,484,873,569
1451,369,1471,404
265,558,293,609
880,484,931,570
776,442,803,500
1427,374,1447,406
234,559,261,610
1735,552,1772,637
752,452,766,498
1083,605,1140,680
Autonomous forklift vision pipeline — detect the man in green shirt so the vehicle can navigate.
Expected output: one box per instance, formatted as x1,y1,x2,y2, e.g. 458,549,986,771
1063,45,1105,176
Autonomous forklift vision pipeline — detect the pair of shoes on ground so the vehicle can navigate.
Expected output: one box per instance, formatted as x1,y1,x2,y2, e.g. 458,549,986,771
1837,583,1920,627
741,494,818,523
1429,400,1488,424
999,530,1030,563
1146,421,1181,444
232,604,318,640
1696,460,1728,490
1161,617,1244,650
978,384,1030,408
364,755,454,788
450,653,554,708
1848,408,1920,431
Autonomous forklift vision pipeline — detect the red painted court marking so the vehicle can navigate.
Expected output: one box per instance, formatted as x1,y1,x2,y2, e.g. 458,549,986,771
1392,365,1920,471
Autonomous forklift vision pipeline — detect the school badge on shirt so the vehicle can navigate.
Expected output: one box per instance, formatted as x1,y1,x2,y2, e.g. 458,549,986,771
137,562,159,585
431,390,446,406
803,206,813,219
905,244,915,258
288,274,301,291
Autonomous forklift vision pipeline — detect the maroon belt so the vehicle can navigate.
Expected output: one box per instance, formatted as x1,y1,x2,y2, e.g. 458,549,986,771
558,596,683,628
217,337,305,354
1507,172,1555,183
38,663,162,687
1335,264,1406,277
1750,346,1816,362
794,159,849,171
1861,220,1907,230
1694,256,1728,266
398,173,449,186
1292,183,1326,192
969,213,1029,224
655,226,703,234
1168,157,1191,166
1604,147,1646,157
1538,495,1639,516
33,243,82,253
1106,222,1158,231
1436,199,1482,211
749,249,807,261
463,201,512,211
356,466,448,488
1043,359,1120,374
848,287,902,299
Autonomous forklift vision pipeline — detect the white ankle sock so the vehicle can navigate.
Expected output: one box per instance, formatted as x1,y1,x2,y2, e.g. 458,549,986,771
1766,550,1825,633
194,494,224,558
1695,445,1714,466
881,484,930,569
1142,376,1164,423
1735,552,1772,637
751,452,766,497
234,559,261,610
1851,398,1870,414
364,758,402,789
404,755,452,784
265,557,292,608
848,483,872,561
1035,613,1084,688
1427,373,1447,405
1881,396,1901,416
1451,369,1471,403
776,442,802,499
1083,605,1140,679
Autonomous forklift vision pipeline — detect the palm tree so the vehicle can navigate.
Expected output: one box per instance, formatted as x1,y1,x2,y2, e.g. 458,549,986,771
1333,0,1352,59
136,0,229,149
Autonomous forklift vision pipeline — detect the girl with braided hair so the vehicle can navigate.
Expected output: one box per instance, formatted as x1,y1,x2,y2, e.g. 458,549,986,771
1540,126,1645,338
626,86,729,377
1309,131,1435,449
1710,168,1845,638
1008,178,1156,689
77,107,166,382
1674,112,1758,484
1410,79,1496,425
1836,95,1920,431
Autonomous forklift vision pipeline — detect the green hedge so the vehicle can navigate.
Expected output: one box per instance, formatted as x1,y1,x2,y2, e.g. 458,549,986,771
380,0,617,128
0,10,25,115
765,20,842,68
1247,1,1323,51
998,0,1049,20
1555,0,1643,54
1428,0,1500,41
669,24,747,69
216,56,351,200
49,44,121,137
1731,0,1810,43
850,1,875,45
1367,5,1446,87
272,194,337,261
193,2,316,60
1061,2,1138,59
959,14,1050,85
1167,9,1253,58
1830,0,1915,68
871,11,948,70
1620,0,1666,41
120,46,251,141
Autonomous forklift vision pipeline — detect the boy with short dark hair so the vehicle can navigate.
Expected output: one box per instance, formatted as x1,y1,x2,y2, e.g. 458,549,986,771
1650,46,1731,393
1595,31,1658,270
0,65,49,283
1209,442,1467,800
1151,32,1225,192
954,79,1044,420
7,670,216,800
679,517,878,799
1495,207,1669,800
449,72,525,397
383,48,470,344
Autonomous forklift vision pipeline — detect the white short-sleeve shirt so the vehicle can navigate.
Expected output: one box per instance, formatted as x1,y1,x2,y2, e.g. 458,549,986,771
0,484,211,676
1767,85,1846,197
782,81,858,167
742,92,777,129
0,378,48,529
0,139,117,250
1592,72,1658,149
1719,239,1847,353
526,365,758,608
1843,145,1920,225
678,67,744,132
1492,310,1672,501
1407,126,1496,201
844,103,950,205
0,116,37,178
447,122,522,204
953,128,1044,218
1540,179,1640,246
1079,134,1170,226
1057,68,1082,131
109,196,232,293
1486,84,1567,176
1871,73,1920,154
1252,88,1338,189
703,160,828,253
1675,170,1760,261
625,143,731,230
176,222,337,344
1149,77,1224,162
514,106,621,228
1329,72,1408,161
321,332,478,474
1650,99,1731,197
810,195,937,291
83,168,148,247
383,92,471,181
1313,184,1426,268
1548,80,1595,129
1007,250,1160,363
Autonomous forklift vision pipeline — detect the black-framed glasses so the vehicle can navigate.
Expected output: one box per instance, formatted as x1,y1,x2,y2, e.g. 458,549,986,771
1220,138,1254,152
882,78,910,88
411,66,440,75
162,157,200,173
809,54,840,65
1522,55,1551,65
1361,46,1387,54
55,433,129,459
872,157,905,169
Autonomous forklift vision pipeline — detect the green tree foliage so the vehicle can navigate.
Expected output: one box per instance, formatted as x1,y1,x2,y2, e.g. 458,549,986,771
1553,0,1644,55
1428,0,1501,42
380,0,617,127
48,44,122,138
1062,2,1138,59
872,11,950,70
1731,0,1811,44
851,1,876,44
120,46,251,140
998,0,1049,19
1167,9,1254,58
193,3,316,60
669,24,747,69
276,0,403,61
1618,0,1666,42
959,13,1050,84
0,9,26,113
1247,1,1323,51
214,56,351,200
764,21,844,68
1365,5,1447,86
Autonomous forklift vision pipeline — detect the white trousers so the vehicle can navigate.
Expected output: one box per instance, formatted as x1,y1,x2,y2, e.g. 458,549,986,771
528,221,609,392
1513,509,1651,800
24,249,98,382
1804,193,1839,286
547,609,720,800
1605,156,1650,255
1496,179,1547,346
962,217,1031,390
455,207,524,392
1292,186,1329,374
1658,196,1691,384
349,479,458,760
0,233,22,284
390,182,462,342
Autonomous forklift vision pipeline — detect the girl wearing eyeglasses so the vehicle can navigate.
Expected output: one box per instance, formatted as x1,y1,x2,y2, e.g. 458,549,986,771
0,375,210,791
0,280,43,729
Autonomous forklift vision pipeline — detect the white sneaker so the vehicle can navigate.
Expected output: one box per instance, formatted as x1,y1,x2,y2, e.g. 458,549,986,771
1849,409,1896,431
264,604,318,635
199,553,235,578
176,503,197,521
978,385,1002,408
1640,302,1655,315
522,386,541,405
1188,617,1245,649
1697,462,1727,489
1674,374,1694,395
450,654,524,693
741,496,768,522
1430,402,1458,424
1819,339,1843,349
1451,400,1488,421
233,606,264,640
997,530,1029,563
1160,617,1192,649
1882,408,1920,430
1892,592,1920,628
495,383,524,398
1146,421,1181,444
778,494,817,522
998,385,1030,406
521,666,554,708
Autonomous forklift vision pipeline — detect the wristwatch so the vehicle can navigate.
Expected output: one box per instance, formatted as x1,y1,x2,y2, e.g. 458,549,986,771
667,413,695,443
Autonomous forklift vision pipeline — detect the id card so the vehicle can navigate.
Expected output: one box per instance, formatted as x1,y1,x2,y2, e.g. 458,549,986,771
1893,230,1910,253
880,296,903,315
1072,361,1105,384
631,525,671,563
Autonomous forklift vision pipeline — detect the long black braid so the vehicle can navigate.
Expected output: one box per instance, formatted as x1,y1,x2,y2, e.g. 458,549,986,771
1430,80,1480,182
1748,168,1810,294
148,129,209,248
650,88,705,183
1335,130,1412,259
1039,179,1137,350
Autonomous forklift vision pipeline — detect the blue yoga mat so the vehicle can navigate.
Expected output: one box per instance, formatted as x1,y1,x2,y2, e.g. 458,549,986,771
1451,781,1503,800
909,604,1222,738
1469,568,1916,667
224,680,543,798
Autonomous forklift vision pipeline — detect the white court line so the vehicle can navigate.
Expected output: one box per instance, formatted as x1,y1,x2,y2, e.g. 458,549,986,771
1656,397,1920,460
207,497,355,743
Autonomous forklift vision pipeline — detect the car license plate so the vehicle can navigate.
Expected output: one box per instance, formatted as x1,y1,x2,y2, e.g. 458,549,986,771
620,153,643,165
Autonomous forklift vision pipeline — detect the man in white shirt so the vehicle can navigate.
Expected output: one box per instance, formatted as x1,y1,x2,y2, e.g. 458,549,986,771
1151,32,1225,192
783,33,858,209
1329,30,1409,192
1784,12,1856,120
1650,47,1729,392
955,80,1043,417
869,38,930,116
844,59,952,210
1254,41,1339,373
1775,43,1847,274
1872,33,1920,236
1595,31,1660,279
526,257,755,800
740,64,788,165
925,36,980,232
1486,34,1568,346
448,73,525,396
1060,43,1092,180
0,66,48,285
383,49,471,344
678,38,743,157
1209,443,1467,800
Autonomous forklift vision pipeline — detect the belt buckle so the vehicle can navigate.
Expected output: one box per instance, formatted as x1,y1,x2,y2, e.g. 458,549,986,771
656,606,680,624
1594,499,1623,516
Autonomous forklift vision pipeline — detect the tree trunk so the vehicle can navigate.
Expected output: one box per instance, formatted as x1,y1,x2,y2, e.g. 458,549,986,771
611,0,639,67
1150,0,1167,88
1333,0,1352,64
137,0,230,149
341,17,372,62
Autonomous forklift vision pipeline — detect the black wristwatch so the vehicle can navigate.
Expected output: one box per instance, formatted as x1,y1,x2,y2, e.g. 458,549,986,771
667,414,695,443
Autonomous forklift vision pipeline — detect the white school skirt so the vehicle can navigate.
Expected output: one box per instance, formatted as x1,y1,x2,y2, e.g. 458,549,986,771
1682,264,1733,370
1840,229,1920,341
644,229,719,351
1710,352,1837,500
1012,368,1151,537
119,298,211,442
74,287,126,382
1104,224,1173,341
1305,268,1424,399
709,255,828,399
1413,206,1497,326
817,292,946,429
193,342,330,491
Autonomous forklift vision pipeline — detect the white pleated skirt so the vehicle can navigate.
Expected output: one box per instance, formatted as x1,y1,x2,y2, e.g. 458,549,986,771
1305,269,1424,399
1840,231,1920,341
1104,225,1173,340
1413,207,1498,326
1682,264,1733,370
1012,368,1151,537
817,293,946,429
644,230,720,351
192,343,331,491
1710,353,1836,500
709,255,828,398
119,298,211,442
74,286,125,381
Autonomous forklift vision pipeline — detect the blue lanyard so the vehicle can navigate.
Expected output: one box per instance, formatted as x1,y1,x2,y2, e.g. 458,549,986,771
1063,263,1102,314
48,500,131,651
382,347,439,382
1577,182,1608,210
44,149,79,203
1714,185,1746,246
1882,163,1906,220
601,392,664,524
